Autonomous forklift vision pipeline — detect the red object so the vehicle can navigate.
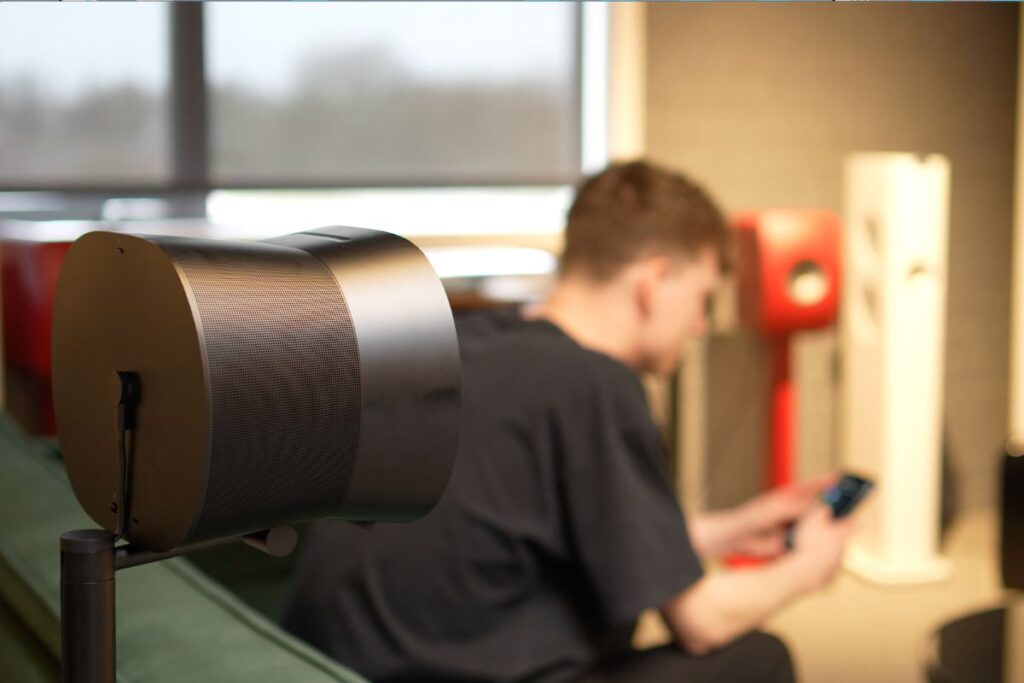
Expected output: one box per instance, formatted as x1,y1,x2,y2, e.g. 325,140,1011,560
734,209,841,487
2,239,73,433
725,210,840,570
735,210,841,338
769,337,795,487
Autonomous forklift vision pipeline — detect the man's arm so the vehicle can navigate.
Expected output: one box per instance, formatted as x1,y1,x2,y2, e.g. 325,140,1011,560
687,506,757,559
662,505,852,655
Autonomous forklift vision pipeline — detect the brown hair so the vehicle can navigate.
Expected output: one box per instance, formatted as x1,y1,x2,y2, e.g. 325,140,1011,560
561,160,731,281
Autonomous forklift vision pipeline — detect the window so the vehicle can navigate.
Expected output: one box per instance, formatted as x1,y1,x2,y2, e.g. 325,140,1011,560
206,3,580,186
0,4,171,187
0,3,607,237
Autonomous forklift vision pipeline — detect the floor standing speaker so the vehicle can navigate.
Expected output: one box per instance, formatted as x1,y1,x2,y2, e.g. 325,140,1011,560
840,152,951,584
1002,443,1024,589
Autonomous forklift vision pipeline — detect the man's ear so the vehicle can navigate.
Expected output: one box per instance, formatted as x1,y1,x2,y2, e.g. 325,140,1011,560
634,256,673,319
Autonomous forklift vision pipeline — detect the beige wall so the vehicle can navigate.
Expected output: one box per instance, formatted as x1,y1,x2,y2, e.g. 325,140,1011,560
647,3,1018,512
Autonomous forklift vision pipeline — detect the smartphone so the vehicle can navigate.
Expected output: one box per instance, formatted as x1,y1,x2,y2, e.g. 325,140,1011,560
822,473,874,518
784,473,874,550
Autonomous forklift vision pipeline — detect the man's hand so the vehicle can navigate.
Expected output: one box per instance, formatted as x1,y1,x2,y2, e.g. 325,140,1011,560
741,474,838,529
786,503,855,590
729,474,838,558
689,473,837,560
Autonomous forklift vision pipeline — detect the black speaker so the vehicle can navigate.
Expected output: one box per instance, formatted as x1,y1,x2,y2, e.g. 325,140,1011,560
1002,440,1024,589
52,226,460,552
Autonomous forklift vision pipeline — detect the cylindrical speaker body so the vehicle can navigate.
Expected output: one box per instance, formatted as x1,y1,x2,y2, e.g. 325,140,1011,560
52,226,460,552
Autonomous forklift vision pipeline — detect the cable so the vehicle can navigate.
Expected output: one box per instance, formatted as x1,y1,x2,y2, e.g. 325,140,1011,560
114,426,132,542
114,372,140,543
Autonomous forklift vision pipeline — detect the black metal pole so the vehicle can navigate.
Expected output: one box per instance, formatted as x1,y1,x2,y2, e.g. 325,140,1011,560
58,525,295,681
60,530,116,683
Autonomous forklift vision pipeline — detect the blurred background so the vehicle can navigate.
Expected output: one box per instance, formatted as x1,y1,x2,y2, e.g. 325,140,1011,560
1,3,1021,683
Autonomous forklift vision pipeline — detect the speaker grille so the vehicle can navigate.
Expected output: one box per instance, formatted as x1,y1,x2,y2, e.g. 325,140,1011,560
173,243,361,542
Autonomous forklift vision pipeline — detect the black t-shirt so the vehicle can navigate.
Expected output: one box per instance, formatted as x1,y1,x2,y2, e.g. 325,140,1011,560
282,309,703,683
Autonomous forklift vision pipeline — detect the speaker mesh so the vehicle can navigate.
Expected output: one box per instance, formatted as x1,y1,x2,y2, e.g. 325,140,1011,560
173,243,361,542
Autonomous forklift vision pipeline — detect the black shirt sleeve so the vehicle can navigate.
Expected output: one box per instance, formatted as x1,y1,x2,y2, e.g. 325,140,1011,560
558,363,704,628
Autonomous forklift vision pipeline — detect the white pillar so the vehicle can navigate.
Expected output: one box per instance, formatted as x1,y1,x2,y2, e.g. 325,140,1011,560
840,153,952,584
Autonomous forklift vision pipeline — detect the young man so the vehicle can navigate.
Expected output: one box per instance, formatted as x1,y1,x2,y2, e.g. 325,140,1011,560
282,161,853,683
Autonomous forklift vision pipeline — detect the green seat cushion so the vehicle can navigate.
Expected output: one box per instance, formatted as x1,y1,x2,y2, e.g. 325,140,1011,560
0,414,368,683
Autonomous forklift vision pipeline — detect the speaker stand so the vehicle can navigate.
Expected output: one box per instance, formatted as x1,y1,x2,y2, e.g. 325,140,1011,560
60,525,297,683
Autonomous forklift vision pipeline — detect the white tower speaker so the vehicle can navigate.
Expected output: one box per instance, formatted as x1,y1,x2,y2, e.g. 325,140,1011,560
840,152,952,584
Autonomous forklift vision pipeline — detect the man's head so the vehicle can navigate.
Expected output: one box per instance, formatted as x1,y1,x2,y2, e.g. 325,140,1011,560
558,160,729,375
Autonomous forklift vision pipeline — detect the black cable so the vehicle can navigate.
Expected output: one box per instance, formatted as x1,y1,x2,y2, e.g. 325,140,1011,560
114,372,140,543
114,426,132,542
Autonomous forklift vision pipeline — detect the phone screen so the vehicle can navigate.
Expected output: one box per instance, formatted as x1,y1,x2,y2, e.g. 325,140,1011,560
822,474,874,518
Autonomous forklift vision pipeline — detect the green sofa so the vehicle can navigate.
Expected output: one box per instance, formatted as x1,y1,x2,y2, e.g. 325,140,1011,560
0,414,369,683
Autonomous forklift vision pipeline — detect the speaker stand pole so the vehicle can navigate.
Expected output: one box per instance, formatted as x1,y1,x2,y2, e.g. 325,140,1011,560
59,525,297,683
60,530,116,683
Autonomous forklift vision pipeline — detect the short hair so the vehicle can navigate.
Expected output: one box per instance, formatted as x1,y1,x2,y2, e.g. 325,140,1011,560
560,160,731,281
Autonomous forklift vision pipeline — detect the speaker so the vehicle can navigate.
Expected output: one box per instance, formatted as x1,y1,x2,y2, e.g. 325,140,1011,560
840,152,951,583
51,226,461,552
731,209,841,488
734,209,841,337
1002,443,1024,589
